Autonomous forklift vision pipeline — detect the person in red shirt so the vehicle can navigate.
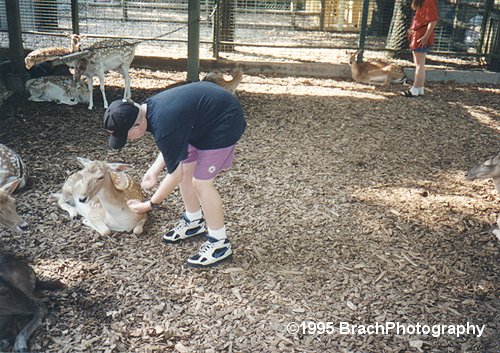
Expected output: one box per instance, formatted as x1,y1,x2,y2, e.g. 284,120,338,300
401,0,439,97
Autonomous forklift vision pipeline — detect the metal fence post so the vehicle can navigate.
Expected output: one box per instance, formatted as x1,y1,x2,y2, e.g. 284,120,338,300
122,0,128,21
357,0,371,63
479,0,494,53
5,0,27,93
187,0,200,82
218,0,235,52
71,0,79,34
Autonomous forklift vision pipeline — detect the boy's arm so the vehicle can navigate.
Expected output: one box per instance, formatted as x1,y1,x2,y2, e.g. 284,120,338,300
142,152,166,189
128,163,183,214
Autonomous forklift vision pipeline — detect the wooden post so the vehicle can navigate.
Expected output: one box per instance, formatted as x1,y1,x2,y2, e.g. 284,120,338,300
187,0,200,81
5,0,27,93
71,0,79,34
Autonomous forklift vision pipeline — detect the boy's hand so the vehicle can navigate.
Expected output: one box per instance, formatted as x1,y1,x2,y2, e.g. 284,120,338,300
127,199,150,214
141,171,158,189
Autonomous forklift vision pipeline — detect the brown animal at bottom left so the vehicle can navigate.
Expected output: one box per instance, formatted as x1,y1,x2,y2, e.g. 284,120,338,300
0,252,64,352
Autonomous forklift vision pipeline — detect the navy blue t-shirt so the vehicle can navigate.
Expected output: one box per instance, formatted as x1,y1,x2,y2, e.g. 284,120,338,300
145,81,246,173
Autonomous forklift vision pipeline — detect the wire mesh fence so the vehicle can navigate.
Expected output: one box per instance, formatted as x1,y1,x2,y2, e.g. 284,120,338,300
0,0,499,72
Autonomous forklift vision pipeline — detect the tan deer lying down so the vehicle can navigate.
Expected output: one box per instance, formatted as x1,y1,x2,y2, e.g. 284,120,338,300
0,252,64,353
26,76,89,106
465,153,500,241
54,157,146,235
348,51,406,86
202,67,243,94
0,179,28,234
73,39,136,110
25,34,85,69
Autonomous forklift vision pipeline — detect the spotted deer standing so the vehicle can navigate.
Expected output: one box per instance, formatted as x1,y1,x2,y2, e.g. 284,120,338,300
72,39,136,110
348,51,406,85
0,144,28,234
465,152,500,240
54,157,146,235
24,34,85,69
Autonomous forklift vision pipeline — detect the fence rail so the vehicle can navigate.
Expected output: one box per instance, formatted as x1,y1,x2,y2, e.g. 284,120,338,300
0,0,499,72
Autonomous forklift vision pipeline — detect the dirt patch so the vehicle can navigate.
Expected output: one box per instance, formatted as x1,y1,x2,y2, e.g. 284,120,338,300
1,69,499,353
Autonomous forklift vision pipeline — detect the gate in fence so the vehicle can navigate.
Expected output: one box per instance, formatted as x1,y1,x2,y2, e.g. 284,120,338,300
0,0,499,72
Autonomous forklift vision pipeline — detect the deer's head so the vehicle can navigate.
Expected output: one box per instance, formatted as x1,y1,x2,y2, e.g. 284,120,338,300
75,157,131,203
466,153,500,180
0,179,28,233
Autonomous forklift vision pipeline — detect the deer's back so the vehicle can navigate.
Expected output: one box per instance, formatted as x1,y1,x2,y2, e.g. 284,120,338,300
0,252,36,298
88,39,135,66
0,144,28,190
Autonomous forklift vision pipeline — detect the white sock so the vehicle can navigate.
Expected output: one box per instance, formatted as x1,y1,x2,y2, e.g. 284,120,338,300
185,209,202,221
410,86,420,96
418,87,425,95
208,226,226,241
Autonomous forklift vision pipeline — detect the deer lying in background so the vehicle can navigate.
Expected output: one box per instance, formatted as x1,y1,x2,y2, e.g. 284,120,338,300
348,51,406,86
0,252,64,353
0,79,12,108
0,143,28,191
0,179,28,234
72,39,136,110
54,157,146,235
465,152,500,240
25,34,85,69
203,67,243,94
26,76,89,106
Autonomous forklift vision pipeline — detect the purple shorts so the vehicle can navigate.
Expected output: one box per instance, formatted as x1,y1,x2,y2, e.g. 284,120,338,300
182,144,236,180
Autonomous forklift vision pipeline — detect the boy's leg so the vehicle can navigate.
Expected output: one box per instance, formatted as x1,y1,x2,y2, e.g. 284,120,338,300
185,145,236,267
179,161,202,214
192,178,224,231
161,161,207,243
186,177,232,267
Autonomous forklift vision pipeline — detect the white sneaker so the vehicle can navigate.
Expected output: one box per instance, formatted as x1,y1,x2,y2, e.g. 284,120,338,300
186,238,232,268
162,214,207,243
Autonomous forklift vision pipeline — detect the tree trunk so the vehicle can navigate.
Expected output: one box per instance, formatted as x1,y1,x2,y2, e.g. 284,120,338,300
385,0,413,58
369,0,395,36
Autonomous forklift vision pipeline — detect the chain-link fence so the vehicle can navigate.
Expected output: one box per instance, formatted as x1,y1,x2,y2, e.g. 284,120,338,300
1,0,499,71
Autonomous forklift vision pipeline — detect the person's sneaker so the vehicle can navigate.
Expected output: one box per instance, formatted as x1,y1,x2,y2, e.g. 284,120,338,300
186,237,232,268
161,214,207,243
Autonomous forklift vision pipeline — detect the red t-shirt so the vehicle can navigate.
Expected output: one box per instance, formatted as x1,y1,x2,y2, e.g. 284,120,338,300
411,0,439,30
410,0,439,49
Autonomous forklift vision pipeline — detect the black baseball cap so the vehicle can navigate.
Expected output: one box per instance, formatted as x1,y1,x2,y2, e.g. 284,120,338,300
103,100,140,150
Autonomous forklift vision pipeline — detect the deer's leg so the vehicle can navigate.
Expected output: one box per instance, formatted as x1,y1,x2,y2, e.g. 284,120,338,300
117,66,132,100
85,209,110,236
86,76,94,110
13,300,47,353
82,217,110,236
133,216,147,235
58,199,78,220
96,72,108,109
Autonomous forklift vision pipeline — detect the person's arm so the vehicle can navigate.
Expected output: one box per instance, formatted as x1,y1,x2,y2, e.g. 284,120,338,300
141,152,166,189
418,21,437,47
127,162,183,214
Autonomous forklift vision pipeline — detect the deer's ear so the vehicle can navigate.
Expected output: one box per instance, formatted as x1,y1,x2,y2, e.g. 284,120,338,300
76,157,92,167
108,163,132,172
1,179,21,194
78,34,87,40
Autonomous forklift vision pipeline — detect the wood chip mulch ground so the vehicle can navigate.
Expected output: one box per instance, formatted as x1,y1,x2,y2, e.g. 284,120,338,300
0,69,499,353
